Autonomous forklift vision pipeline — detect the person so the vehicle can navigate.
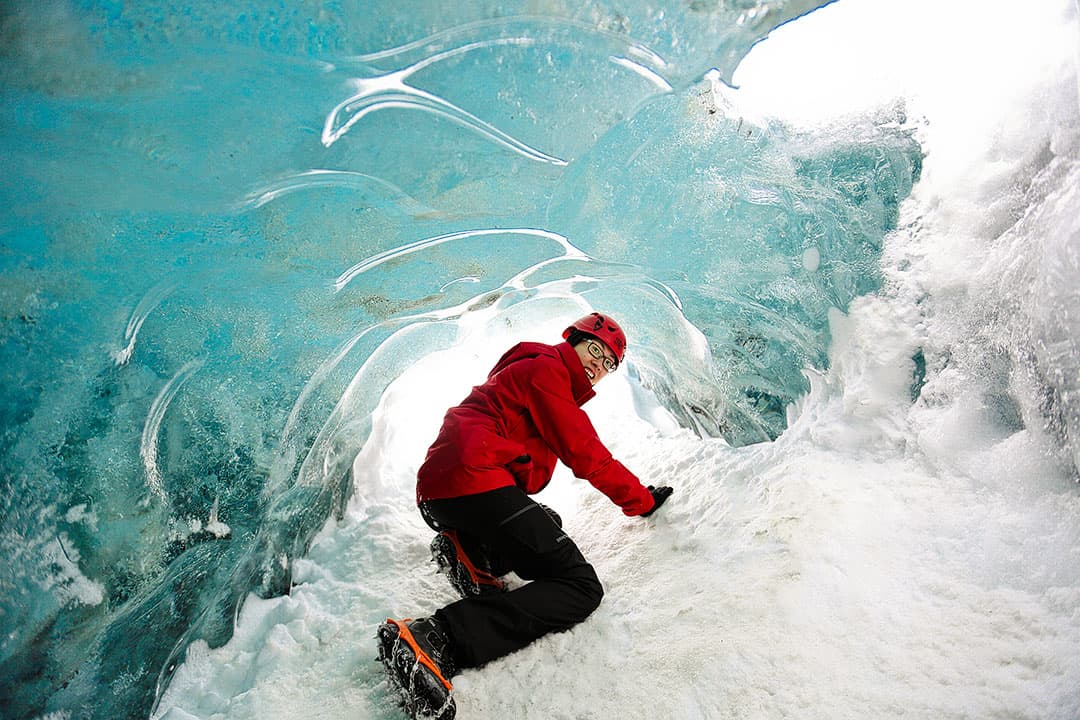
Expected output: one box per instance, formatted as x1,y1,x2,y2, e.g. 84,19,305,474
377,312,674,719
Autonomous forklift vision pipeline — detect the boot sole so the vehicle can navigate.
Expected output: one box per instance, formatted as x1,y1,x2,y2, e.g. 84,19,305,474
430,531,507,598
377,619,456,720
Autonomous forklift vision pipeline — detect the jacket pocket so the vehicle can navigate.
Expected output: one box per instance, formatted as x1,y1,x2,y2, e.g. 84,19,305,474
508,454,533,488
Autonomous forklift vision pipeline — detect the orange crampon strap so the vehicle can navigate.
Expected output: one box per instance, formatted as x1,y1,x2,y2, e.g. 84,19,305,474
444,531,505,588
386,619,453,692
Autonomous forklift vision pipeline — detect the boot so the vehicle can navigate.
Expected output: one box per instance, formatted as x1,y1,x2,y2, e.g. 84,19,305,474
377,617,457,720
430,530,507,599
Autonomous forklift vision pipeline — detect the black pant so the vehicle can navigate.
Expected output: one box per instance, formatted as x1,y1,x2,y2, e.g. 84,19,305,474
420,486,604,670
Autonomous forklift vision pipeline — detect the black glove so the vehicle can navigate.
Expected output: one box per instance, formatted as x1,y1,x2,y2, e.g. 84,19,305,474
640,485,673,517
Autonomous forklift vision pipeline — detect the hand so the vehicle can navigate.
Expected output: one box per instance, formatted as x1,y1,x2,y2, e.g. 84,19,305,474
640,485,673,517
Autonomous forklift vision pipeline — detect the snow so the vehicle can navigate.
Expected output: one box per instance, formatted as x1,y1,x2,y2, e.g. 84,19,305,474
40,534,106,609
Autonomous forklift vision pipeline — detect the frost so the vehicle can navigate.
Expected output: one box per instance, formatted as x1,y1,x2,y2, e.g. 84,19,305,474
40,534,104,608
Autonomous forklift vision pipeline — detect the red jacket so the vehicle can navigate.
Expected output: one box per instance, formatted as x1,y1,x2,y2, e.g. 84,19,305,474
416,341,655,516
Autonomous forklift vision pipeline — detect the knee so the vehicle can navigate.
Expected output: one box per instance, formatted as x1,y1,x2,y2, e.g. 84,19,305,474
570,564,604,618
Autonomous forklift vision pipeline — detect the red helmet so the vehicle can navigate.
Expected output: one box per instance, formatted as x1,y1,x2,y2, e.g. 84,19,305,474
562,312,627,362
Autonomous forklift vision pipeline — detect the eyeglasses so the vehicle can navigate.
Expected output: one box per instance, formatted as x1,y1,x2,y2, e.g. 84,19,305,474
585,339,618,372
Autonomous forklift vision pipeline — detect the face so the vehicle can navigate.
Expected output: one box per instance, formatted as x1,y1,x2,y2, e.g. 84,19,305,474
574,338,619,385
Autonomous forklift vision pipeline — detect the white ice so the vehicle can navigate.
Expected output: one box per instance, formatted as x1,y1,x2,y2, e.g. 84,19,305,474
153,0,1080,718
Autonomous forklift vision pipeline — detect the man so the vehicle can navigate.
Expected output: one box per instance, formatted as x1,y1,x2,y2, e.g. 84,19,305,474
378,313,673,719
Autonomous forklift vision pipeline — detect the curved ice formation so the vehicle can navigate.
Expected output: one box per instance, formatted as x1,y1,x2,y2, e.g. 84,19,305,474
333,227,586,291
113,281,177,366
348,15,671,78
323,37,560,162
140,359,205,504
240,169,438,217
322,17,676,163
323,72,569,166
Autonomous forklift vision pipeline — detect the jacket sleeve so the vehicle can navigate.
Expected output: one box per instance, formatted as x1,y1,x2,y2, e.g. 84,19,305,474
518,358,655,516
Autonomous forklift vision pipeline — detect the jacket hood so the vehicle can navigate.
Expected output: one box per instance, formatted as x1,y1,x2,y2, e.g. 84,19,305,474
491,341,596,406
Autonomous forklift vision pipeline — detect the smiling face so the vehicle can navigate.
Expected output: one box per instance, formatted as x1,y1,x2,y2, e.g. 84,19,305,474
573,337,619,385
